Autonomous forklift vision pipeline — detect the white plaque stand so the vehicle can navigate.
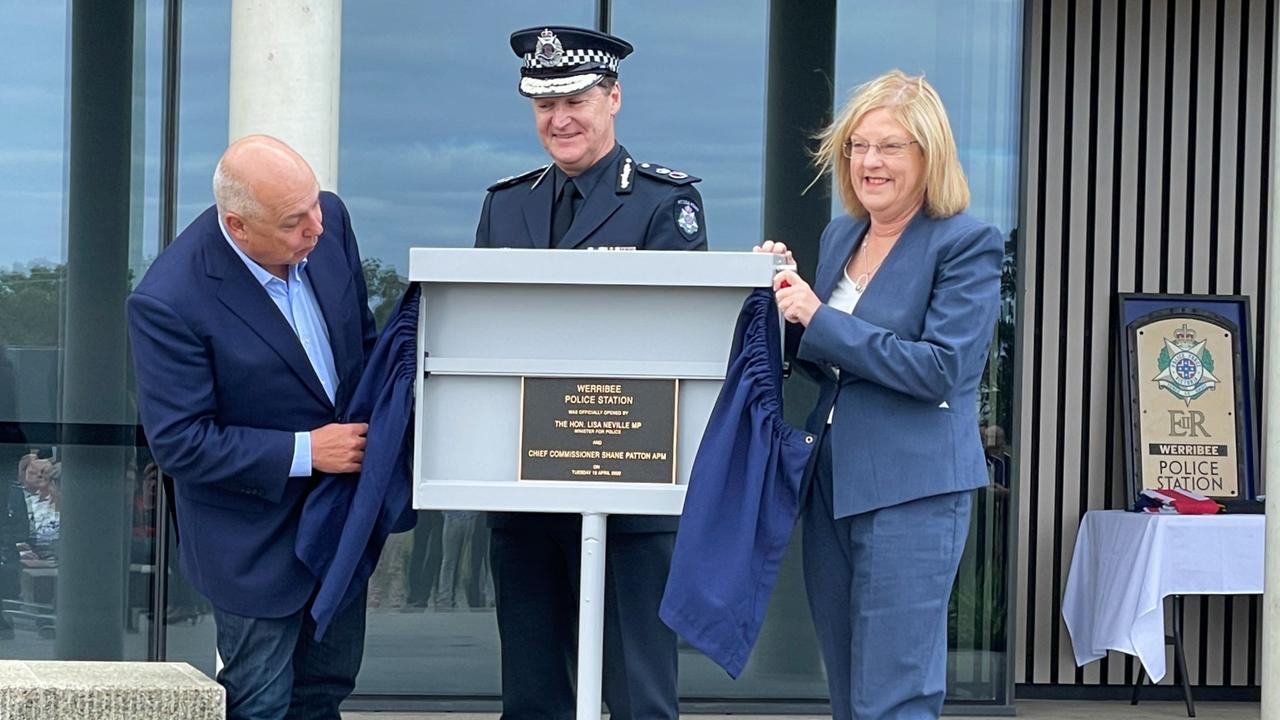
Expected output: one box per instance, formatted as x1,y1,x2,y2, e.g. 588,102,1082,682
409,248,778,720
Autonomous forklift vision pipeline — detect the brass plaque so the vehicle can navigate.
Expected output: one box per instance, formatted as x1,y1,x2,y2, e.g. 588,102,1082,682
1130,314,1242,497
518,377,678,483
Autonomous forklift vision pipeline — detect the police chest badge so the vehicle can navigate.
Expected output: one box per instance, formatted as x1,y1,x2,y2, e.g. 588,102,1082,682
675,199,700,238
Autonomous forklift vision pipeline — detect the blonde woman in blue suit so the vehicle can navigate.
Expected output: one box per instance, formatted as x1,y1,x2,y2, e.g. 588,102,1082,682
757,71,1002,720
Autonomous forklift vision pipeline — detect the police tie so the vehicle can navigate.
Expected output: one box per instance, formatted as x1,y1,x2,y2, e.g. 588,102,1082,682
550,179,580,248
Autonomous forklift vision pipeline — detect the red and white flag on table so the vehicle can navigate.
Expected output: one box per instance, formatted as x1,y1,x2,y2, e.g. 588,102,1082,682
1133,488,1222,515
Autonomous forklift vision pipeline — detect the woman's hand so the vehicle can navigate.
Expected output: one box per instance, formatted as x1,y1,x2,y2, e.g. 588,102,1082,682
752,239,795,266
773,270,820,326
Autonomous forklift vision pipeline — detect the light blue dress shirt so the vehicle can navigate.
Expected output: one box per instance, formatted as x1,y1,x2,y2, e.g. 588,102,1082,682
220,219,339,476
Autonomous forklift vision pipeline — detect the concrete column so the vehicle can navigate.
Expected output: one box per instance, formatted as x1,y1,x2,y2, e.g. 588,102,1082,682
58,0,135,660
1262,0,1280,710
228,0,343,190
754,0,836,679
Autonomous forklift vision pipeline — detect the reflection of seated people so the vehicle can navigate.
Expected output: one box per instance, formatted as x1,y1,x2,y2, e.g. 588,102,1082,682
130,460,206,624
0,458,29,638
980,425,1012,491
19,454,60,564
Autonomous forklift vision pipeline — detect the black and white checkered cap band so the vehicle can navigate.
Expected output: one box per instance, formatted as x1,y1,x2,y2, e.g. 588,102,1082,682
523,49,620,72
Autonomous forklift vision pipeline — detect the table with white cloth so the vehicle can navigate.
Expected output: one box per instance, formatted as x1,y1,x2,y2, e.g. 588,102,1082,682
1062,509,1264,687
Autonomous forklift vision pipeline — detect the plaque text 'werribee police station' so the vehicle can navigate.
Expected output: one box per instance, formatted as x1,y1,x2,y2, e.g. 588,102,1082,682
519,377,678,483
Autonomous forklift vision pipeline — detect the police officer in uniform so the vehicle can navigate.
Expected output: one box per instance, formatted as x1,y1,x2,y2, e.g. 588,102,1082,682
475,26,706,720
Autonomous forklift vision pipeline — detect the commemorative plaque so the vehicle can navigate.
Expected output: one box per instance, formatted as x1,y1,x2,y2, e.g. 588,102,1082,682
519,377,678,484
1123,307,1248,501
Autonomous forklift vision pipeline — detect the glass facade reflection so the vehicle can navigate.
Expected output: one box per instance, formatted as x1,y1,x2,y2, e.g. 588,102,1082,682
834,0,1023,705
339,0,598,698
613,0,768,252
0,0,1021,711
0,0,168,661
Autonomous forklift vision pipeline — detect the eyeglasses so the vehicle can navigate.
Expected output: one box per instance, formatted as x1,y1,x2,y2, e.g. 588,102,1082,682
842,139,919,158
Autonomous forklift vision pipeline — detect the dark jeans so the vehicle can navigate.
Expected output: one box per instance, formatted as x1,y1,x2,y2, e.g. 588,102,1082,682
213,589,366,720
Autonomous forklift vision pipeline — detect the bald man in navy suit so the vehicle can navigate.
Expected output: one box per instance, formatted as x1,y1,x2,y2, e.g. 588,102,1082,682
128,136,377,720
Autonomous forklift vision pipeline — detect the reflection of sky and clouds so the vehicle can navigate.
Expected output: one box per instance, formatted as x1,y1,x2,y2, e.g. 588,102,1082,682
613,1,767,251
338,0,767,270
836,0,1023,234
176,2,233,230
0,5,69,269
0,1,1019,270
338,1,595,267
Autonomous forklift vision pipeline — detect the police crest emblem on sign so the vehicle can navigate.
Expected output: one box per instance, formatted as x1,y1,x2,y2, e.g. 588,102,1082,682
1151,323,1219,405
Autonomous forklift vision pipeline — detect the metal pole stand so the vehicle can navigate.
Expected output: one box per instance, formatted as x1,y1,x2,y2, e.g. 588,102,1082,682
576,512,608,720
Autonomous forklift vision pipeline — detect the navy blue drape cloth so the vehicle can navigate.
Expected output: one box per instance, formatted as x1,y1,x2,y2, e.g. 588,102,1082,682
297,283,420,640
659,288,814,678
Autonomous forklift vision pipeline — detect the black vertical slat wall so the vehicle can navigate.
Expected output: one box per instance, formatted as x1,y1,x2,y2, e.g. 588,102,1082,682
1016,0,1274,689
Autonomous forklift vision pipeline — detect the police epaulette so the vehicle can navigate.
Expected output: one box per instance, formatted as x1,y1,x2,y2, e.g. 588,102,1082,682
634,163,701,185
487,165,551,192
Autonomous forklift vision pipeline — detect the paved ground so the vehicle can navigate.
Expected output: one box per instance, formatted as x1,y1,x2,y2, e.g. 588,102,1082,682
346,700,1260,719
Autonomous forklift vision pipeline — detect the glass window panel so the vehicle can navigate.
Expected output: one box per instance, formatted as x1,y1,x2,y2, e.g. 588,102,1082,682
0,0,168,661
613,0,768,252
0,0,68,644
341,0,597,273
834,0,1023,706
611,0,821,703
158,0,237,676
338,0,595,698
175,1,233,236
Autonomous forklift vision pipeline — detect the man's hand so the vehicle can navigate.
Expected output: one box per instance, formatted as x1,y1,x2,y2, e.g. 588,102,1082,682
311,422,369,474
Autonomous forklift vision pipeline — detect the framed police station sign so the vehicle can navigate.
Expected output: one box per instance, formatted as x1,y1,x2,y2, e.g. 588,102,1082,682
1119,294,1258,506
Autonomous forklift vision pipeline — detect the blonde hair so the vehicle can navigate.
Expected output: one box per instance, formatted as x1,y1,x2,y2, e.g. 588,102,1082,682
812,70,969,219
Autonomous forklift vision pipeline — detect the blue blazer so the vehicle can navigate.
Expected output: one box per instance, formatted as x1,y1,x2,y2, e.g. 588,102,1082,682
127,192,377,618
793,211,1002,518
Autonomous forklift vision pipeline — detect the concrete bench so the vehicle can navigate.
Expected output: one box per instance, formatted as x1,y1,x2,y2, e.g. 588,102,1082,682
0,661,224,719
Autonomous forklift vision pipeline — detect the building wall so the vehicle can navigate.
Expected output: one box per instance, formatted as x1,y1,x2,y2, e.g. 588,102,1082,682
1017,0,1275,689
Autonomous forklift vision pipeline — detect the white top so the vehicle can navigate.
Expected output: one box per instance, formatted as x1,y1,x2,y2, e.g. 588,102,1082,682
1061,510,1264,682
827,268,864,315
825,270,863,423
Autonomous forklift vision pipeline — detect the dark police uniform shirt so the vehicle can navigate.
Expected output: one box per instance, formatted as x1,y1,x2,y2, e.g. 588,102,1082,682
475,144,707,251
475,143,706,532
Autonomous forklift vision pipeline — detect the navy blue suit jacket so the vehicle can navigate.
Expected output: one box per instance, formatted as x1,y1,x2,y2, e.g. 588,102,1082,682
792,211,1002,518
475,145,707,252
127,192,377,618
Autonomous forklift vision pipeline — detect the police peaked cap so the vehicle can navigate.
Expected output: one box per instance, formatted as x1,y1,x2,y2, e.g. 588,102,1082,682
510,26,634,98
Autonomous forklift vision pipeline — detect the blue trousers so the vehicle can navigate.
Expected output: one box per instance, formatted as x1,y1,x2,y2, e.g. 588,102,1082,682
490,526,678,720
803,433,972,720
213,589,366,720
